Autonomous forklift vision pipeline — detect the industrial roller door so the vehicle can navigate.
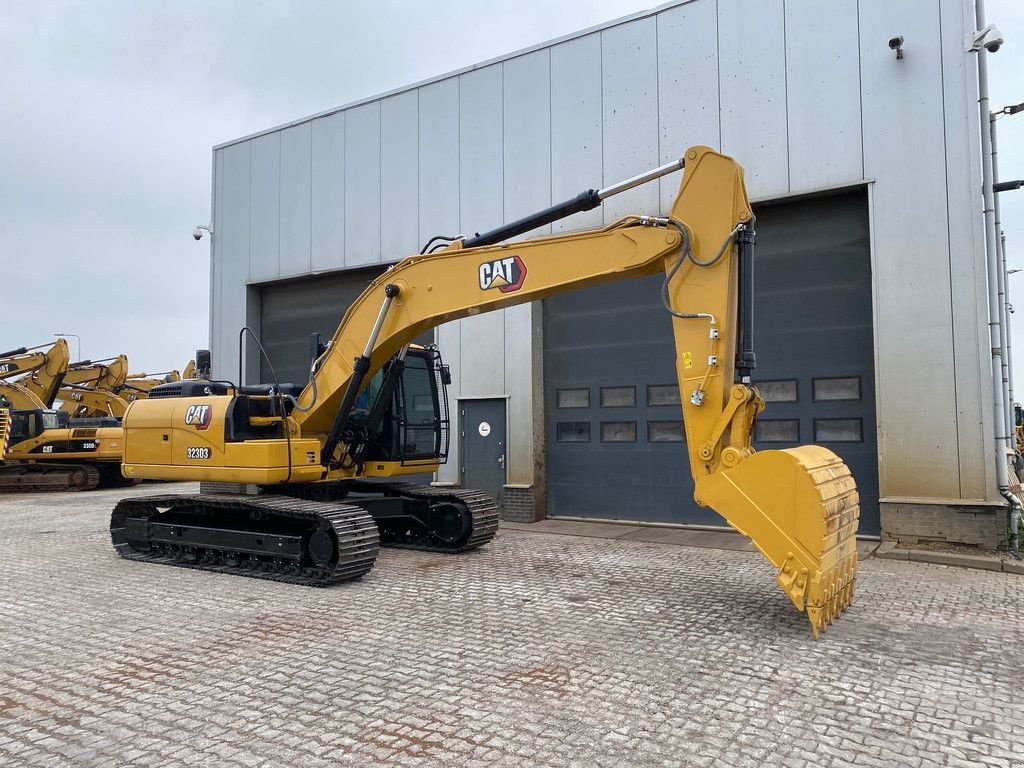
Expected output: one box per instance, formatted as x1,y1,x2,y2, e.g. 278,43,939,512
259,266,388,384
543,190,879,534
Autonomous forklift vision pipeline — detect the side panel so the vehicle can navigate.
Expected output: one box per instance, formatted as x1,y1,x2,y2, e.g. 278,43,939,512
939,0,993,500
550,33,603,233
657,0,721,212
249,132,281,282
214,142,252,381
380,91,420,262
718,0,789,198
784,0,863,191
458,65,505,397
503,50,551,487
311,112,346,272
601,17,659,222
280,123,312,277
344,102,382,267
859,1,960,499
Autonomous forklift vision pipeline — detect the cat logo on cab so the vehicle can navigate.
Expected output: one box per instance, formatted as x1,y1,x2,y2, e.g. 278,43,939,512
184,404,213,430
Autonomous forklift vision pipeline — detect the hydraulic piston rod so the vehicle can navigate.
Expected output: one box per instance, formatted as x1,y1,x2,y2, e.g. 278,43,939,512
321,284,400,467
462,157,687,248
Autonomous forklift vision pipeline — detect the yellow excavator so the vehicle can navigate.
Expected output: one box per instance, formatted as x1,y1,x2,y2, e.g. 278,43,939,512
58,355,130,419
111,147,859,636
0,341,129,490
0,381,125,491
0,340,71,406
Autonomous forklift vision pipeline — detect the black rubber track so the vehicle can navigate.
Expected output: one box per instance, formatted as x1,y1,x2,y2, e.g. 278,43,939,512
348,481,500,553
109,493,379,586
0,463,101,492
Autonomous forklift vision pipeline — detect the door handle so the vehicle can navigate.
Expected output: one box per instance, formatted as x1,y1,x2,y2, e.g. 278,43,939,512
498,454,505,469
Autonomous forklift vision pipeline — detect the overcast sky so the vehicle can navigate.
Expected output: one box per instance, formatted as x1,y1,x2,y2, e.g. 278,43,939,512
2,1,1023,385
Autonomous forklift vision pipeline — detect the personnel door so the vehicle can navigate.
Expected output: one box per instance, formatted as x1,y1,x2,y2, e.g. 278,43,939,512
460,399,507,505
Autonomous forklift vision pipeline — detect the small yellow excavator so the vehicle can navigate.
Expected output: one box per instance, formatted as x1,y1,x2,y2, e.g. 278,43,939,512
111,147,859,636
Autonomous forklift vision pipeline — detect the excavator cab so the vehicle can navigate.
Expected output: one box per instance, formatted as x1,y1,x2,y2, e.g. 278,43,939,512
345,346,451,467
7,409,61,444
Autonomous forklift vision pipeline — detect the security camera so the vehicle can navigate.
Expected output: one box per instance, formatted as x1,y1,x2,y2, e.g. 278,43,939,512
984,26,1004,52
888,36,903,50
965,24,1005,53
193,223,213,241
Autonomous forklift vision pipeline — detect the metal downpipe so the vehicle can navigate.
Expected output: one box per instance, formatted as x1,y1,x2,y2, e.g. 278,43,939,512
976,0,1019,551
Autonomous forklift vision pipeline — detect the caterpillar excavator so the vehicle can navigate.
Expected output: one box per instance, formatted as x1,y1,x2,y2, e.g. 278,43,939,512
58,355,130,419
0,340,71,407
111,146,859,637
0,380,124,491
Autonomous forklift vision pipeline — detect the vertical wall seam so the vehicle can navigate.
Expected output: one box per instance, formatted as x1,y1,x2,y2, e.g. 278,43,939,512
655,12,662,170
307,124,312,273
415,89,421,264
781,0,791,192
277,132,282,278
500,62,507,397
937,1,963,496
715,0,722,150
548,47,553,210
340,112,347,269
856,0,866,181
377,101,383,265
458,74,466,399
600,30,606,213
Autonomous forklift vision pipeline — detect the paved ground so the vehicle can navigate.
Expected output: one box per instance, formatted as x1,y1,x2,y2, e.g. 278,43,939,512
1,483,1021,768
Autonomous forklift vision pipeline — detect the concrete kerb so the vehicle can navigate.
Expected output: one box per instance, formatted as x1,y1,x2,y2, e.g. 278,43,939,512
506,520,1024,575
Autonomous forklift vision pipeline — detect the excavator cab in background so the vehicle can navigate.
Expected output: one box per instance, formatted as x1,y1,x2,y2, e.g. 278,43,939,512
112,146,859,637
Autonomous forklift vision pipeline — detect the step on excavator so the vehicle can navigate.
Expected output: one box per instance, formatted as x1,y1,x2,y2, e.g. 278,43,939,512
111,146,859,637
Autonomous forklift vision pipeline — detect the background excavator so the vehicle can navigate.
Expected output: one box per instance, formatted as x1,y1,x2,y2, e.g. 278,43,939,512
0,340,70,407
58,355,130,419
111,146,859,637
0,345,125,490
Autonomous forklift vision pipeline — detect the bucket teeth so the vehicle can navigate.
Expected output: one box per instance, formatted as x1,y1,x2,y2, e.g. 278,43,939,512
773,449,860,639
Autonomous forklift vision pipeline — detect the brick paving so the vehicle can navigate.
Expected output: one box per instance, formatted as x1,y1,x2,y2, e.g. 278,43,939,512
1,482,1021,767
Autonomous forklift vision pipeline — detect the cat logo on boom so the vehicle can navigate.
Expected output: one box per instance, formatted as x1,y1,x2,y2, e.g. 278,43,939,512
478,255,527,293
184,404,213,431
0,364,17,374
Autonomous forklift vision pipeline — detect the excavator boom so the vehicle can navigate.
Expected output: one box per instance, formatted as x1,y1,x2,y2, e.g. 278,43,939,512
0,340,70,407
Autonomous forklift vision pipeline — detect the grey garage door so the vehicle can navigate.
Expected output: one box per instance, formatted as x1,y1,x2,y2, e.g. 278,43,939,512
259,266,388,385
543,190,879,535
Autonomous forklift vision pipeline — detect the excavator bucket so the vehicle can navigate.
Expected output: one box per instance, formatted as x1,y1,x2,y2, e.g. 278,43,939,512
696,445,860,638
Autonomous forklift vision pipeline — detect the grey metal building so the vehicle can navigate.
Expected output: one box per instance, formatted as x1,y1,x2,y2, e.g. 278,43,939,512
207,0,1005,543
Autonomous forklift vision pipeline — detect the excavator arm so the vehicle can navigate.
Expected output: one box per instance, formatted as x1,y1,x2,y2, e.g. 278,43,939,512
0,340,70,407
294,146,858,636
58,386,128,419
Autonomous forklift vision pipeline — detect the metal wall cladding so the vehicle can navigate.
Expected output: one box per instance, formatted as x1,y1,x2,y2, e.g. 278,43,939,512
210,0,991,501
